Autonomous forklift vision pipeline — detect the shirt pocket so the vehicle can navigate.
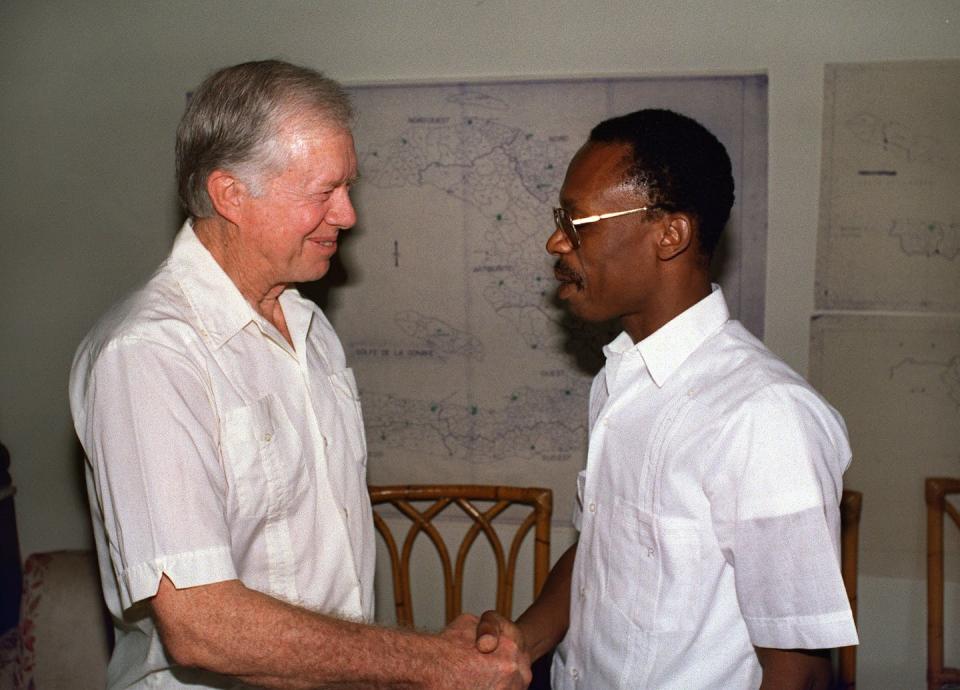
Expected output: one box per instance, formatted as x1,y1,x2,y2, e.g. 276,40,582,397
601,497,658,630
221,394,307,519
656,518,702,632
601,496,701,633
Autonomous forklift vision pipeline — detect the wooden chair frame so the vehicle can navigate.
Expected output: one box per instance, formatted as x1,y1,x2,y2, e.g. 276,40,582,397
368,484,552,627
926,477,960,690
837,489,862,689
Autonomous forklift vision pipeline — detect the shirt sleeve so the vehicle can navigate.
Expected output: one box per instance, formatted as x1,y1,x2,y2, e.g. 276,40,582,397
706,383,858,649
81,336,237,610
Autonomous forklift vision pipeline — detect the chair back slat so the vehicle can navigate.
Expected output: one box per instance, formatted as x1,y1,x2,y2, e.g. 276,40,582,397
393,498,456,626
370,510,408,623
837,489,862,689
505,512,539,614
453,499,510,621
926,477,960,690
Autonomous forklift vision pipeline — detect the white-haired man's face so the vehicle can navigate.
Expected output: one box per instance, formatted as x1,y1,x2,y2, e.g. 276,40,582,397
233,117,358,288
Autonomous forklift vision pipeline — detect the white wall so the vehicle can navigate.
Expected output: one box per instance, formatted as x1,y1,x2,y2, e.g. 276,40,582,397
1,1,957,687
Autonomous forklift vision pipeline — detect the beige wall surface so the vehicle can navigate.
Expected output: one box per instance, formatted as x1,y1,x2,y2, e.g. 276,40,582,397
1,1,958,687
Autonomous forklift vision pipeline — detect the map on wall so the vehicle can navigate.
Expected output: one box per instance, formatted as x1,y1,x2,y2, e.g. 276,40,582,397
320,76,768,521
816,60,960,311
810,314,960,581
812,60,960,580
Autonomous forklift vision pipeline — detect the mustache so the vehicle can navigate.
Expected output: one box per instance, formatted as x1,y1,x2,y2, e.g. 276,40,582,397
554,260,584,288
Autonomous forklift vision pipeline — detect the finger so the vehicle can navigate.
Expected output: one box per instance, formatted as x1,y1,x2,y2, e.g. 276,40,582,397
447,612,479,631
475,610,503,653
441,613,478,644
520,658,533,687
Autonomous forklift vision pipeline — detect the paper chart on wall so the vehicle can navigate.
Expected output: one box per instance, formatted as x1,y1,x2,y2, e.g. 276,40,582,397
816,60,960,311
810,313,960,580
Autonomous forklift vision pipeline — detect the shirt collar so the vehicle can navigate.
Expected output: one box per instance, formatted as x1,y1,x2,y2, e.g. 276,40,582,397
279,288,315,353
604,285,730,388
170,220,313,350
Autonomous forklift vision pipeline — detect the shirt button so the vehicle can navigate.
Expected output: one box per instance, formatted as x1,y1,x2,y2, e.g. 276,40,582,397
263,433,272,443
588,502,596,513
579,585,586,599
571,668,580,680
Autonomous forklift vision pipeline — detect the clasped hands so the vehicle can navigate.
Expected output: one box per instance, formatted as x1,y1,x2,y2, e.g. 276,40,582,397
439,610,531,690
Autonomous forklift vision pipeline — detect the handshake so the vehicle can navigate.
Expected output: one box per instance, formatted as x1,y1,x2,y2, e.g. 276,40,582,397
436,609,533,690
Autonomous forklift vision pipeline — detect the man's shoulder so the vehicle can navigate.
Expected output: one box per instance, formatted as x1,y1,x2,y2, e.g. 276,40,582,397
68,260,209,424
74,263,202,370
690,322,851,465
693,321,828,413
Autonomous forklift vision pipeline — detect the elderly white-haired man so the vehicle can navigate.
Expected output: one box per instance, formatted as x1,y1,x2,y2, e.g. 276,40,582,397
70,59,530,690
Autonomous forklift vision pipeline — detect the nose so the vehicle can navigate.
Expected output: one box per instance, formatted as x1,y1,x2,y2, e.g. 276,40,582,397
326,186,357,230
546,225,573,256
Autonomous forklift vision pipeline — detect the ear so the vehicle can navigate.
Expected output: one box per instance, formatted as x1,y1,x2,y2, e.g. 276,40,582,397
205,170,247,225
655,212,695,261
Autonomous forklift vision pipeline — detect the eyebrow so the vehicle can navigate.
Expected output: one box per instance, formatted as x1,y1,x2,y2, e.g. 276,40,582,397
315,173,360,192
558,196,585,215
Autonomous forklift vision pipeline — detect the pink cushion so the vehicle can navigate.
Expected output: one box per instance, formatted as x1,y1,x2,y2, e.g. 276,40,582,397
13,551,109,690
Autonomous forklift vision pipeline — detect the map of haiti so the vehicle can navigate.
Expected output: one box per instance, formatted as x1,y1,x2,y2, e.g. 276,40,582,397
325,78,768,512
351,109,597,470
361,113,574,352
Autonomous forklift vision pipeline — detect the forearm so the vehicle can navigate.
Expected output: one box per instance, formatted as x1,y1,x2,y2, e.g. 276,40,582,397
515,542,577,661
153,576,479,689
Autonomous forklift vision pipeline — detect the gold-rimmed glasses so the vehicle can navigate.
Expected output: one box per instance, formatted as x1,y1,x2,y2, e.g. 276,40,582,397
552,206,654,249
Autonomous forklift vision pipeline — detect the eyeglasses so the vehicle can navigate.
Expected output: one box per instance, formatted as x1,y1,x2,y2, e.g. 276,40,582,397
553,206,654,249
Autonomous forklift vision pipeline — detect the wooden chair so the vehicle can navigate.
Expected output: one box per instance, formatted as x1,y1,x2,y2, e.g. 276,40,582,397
368,484,552,627
926,477,960,690
837,488,862,689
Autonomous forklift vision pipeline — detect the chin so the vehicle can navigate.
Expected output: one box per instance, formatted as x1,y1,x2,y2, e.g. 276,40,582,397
291,263,331,284
566,299,615,324
563,292,593,319
314,262,332,280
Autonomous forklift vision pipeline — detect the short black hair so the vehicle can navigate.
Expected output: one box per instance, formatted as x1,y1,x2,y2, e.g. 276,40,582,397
589,109,735,258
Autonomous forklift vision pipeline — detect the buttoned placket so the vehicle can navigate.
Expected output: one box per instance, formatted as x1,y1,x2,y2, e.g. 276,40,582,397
293,316,364,613
240,319,301,604
584,346,655,525
251,318,308,604
569,346,655,686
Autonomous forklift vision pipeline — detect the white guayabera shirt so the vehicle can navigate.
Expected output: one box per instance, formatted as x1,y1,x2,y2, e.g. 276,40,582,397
70,222,374,689
553,287,858,690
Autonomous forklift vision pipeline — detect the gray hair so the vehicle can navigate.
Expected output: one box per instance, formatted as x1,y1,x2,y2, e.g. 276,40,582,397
176,59,353,218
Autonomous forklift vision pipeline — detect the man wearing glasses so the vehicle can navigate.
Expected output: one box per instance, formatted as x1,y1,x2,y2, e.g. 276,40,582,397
476,109,857,688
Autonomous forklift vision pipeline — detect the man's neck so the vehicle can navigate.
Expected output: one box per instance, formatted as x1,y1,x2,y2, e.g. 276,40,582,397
192,217,293,345
622,273,712,344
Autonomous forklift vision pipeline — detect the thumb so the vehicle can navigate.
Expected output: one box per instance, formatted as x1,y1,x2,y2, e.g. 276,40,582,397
475,610,503,653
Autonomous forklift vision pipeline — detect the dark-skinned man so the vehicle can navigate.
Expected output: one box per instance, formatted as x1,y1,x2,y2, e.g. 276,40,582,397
475,109,857,689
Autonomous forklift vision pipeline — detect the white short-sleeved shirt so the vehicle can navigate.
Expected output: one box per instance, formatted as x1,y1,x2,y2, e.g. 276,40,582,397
552,287,858,690
69,221,374,689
